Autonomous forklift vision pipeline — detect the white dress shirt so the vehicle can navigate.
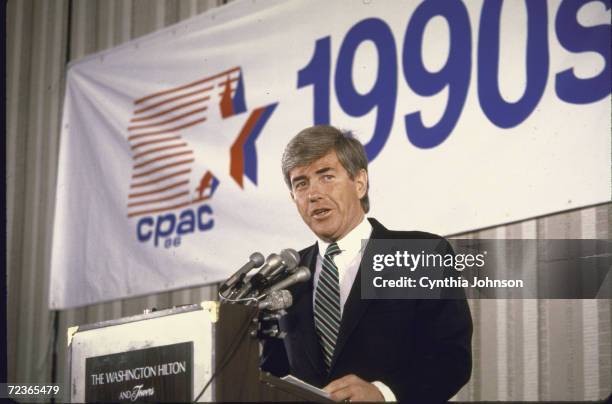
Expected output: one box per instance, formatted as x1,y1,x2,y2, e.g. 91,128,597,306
312,217,397,402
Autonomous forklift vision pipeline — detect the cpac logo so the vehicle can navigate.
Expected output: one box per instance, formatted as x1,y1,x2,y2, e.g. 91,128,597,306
126,67,277,247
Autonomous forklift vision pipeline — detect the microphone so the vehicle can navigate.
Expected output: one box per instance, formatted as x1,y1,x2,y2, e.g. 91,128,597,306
219,252,265,293
264,266,311,294
267,249,300,280
257,253,284,277
258,290,293,311
234,253,284,298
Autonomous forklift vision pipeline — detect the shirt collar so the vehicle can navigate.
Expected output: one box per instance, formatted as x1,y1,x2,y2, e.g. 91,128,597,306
316,217,372,258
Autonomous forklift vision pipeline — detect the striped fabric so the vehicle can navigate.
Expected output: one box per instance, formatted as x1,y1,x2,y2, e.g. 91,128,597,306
314,242,342,370
126,67,241,218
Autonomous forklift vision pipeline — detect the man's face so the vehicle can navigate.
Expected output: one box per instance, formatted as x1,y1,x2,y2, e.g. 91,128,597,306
289,151,367,242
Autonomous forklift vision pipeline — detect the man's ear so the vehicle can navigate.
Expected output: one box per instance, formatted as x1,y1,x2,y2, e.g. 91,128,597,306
355,169,368,199
289,191,295,201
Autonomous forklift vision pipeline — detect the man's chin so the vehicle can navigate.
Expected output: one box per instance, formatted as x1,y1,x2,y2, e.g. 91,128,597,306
307,223,330,239
312,229,340,243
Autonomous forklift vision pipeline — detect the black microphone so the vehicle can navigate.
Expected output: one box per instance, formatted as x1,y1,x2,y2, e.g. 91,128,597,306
264,266,311,294
219,252,265,293
258,290,293,310
234,253,284,298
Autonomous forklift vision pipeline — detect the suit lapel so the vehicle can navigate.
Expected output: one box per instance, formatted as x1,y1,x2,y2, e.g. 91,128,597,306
329,218,388,373
329,264,370,372
291,244,327,380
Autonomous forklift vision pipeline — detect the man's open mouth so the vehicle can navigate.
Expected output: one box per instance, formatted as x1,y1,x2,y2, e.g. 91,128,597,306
311,208,331,219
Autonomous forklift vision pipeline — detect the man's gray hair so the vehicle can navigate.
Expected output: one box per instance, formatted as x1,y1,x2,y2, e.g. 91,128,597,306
281,125,370,213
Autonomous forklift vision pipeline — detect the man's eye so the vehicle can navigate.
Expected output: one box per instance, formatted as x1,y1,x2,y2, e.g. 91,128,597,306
322,175,334,181
294,181,306,190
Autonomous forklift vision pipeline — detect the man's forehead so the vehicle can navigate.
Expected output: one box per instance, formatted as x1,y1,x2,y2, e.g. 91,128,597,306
289,151,340,178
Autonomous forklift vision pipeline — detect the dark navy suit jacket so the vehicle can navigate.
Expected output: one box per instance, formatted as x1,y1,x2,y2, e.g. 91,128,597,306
261,218,472,403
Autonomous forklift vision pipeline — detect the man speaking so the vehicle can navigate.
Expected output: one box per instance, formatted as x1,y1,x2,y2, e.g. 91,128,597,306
261,125,472,402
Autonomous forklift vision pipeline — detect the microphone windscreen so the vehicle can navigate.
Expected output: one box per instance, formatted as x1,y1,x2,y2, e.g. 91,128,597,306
259,289,293,310
250,252,265,267
280,248,299,269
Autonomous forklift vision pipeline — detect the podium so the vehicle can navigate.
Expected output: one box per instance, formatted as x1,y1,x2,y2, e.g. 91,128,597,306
67,302,304,402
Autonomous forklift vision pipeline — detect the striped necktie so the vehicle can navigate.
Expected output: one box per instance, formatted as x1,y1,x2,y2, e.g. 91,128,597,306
314,242,342,370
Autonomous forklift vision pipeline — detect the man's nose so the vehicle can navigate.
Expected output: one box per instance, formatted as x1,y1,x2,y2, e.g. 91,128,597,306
308,191,322,202
308,182,323,202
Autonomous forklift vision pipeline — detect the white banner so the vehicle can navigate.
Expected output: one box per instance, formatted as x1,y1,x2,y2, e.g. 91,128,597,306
50,0,611,308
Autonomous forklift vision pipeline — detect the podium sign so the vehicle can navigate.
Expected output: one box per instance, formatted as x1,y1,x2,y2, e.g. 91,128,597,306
85,342,193,402
68,303,216,402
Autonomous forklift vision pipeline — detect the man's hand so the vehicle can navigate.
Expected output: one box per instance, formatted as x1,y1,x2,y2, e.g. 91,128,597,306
323,374,384,402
